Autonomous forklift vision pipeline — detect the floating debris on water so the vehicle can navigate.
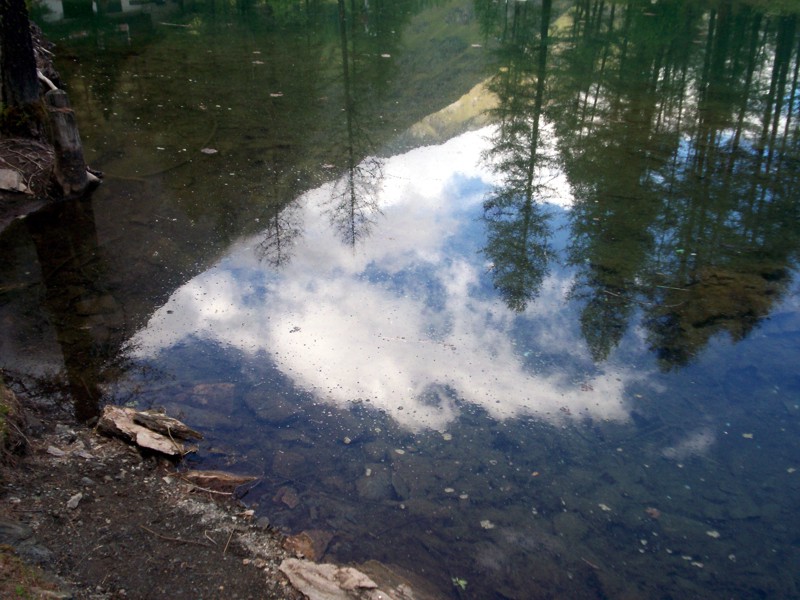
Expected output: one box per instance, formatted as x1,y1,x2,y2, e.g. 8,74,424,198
598,503,612,512
706,530,721,539
444,487,455,493
480,520,495,530
442,432,452,441
742,433,754,439
394,448,405,455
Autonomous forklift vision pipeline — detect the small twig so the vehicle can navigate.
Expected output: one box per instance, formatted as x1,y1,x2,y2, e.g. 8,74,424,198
188,484,233,496
581,557,600,570
223,530,234,555
165,426,192,458
37,69,58,91
8,420,31,446
655,284,689,292
139,525,211,547
203,530,218,546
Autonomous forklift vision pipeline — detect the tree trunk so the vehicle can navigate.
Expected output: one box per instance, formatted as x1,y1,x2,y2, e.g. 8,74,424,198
45,89,99,198
0,0,40,111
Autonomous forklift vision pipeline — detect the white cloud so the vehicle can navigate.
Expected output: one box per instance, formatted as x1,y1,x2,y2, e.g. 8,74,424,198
129,127,637,431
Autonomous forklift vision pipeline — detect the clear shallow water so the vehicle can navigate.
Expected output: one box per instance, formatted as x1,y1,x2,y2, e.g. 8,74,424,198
3,0,800,597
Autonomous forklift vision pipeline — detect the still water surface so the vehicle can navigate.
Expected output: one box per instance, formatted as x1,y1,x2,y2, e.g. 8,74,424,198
2,0,800,597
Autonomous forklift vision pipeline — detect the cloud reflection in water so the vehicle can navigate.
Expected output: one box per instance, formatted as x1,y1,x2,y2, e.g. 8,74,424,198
130,128,635,430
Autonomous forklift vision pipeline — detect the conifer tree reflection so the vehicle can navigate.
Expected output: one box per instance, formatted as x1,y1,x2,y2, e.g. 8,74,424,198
481,0,553,313
256,201,303,268
545,1,800,366
326,0,384,247
639,9,800,367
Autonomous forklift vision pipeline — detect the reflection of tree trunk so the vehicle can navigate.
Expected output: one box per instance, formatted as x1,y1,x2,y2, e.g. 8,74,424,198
339,0,357,246
27,200,116,421
728,13,762,174
764,16,797,175
524,0,551,199
779,34,800,158
328,0,382,246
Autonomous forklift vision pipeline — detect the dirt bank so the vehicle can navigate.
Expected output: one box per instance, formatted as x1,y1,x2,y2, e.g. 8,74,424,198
0,386,307,599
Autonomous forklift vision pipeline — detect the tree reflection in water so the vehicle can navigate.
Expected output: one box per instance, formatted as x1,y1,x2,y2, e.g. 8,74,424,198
481,0,554,313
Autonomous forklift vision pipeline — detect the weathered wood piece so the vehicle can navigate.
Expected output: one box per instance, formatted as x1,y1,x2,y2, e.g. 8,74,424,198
96,406,197,457
278,559,382,600
45,89,100,198
132,410,203,441
181,470,257,493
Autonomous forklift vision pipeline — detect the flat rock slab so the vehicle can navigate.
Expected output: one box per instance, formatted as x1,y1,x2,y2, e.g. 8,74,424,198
96,406,199,457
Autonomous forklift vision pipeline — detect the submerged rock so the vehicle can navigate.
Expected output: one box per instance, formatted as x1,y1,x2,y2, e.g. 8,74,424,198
283,529,333,561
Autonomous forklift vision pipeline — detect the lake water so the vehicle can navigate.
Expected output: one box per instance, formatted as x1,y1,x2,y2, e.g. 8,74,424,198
3,0,800,597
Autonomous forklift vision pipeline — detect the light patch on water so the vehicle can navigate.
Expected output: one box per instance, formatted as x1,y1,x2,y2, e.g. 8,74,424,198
662,428,716,460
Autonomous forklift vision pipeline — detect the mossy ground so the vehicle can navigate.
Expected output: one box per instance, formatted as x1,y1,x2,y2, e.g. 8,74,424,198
0,546,62,600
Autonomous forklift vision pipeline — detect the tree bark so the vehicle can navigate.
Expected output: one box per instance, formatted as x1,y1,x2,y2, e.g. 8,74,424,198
45,89,99,198
1,0,40,110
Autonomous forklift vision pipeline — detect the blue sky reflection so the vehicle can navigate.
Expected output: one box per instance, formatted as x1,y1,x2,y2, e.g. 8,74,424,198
129,128,643,430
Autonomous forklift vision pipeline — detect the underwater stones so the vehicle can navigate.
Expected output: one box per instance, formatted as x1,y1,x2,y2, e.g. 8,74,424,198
390,471,411,501
244,389,301,425
552,512,589,540
187,382,236,412
73,294,120,317
273,486,301,509
361,441,389,462
164,403,240,433
271,450,305,478
356,465,394,501
275,428,314,447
